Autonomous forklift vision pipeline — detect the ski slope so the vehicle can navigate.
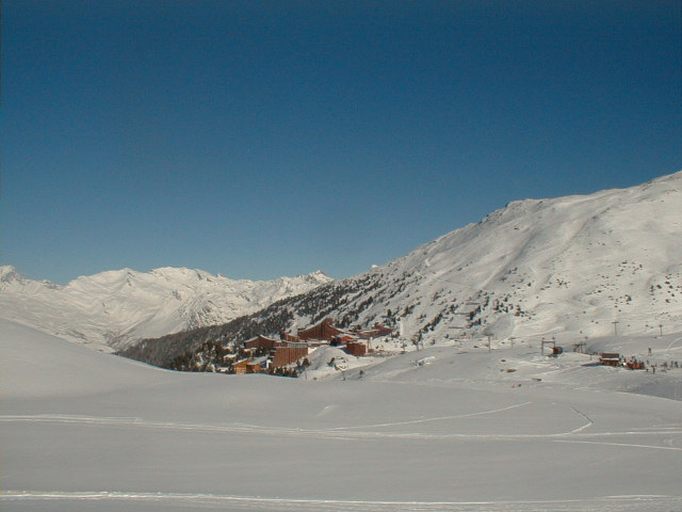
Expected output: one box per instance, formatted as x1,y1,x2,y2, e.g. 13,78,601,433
2,318,681,511
285,171,682,343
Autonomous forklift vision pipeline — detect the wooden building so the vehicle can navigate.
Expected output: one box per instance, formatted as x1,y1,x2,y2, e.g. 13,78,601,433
356,323,394,339
246,360,264,374
599,353,621,367
346,341,367,357
297,318,346,341
281,332,301,342
233,358,267,374
272,344,309,369
332,333,358,345
232,359,250,374
244,335,278,352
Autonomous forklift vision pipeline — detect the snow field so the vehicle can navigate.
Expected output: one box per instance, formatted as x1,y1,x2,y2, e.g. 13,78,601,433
2,319,681,511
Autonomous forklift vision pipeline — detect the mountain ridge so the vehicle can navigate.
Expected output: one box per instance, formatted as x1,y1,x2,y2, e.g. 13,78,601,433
119,170,682,368
0,265,332,351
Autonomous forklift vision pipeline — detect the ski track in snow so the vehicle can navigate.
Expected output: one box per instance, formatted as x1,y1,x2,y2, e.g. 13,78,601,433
1,412,680,443
2,490,681,512
552,439,682,452
665,336,682,352
568,406,594,434
326,400,533,430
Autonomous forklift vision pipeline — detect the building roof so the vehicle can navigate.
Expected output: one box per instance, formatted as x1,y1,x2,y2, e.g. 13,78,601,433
244,334,279,343
600,352,621,359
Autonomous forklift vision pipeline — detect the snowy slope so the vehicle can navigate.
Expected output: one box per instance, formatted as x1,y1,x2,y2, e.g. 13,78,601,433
292,170,682,343
130,171,682,369
2,318,681,511
369,170,682,343
0,265,331,351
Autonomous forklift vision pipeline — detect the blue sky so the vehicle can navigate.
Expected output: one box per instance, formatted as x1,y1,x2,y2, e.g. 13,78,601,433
2,1,681,283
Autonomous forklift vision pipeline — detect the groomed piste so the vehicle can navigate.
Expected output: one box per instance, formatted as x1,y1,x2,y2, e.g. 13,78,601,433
1,318,681,511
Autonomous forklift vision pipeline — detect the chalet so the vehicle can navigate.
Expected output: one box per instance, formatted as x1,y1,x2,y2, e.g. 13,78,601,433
246,360,265,374
233,357,269,374
599,353,621,367
232,359,250,374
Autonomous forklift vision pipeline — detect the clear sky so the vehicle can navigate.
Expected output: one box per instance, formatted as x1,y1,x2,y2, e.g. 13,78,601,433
2,1,681,283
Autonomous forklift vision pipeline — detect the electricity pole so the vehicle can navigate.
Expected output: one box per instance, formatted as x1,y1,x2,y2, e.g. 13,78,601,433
611,321,619,337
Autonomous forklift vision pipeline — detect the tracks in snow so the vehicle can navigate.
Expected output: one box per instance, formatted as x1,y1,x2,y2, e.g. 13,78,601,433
2,490,682,511
326,401,533,430
1,412,680,443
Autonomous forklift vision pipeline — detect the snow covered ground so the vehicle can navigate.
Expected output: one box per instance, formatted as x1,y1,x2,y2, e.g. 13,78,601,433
2,318,681,511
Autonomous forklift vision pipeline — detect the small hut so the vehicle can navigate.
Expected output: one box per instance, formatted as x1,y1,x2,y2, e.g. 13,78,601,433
599,353,621,367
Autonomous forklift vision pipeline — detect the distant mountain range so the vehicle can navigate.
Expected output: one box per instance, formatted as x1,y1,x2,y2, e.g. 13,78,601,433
0,265,332,351
119,171,682,369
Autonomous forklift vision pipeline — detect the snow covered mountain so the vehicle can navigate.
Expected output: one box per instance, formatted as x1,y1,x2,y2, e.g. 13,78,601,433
0,265,331,351
123,171,682,368
5,173,681,511
348,169,682,342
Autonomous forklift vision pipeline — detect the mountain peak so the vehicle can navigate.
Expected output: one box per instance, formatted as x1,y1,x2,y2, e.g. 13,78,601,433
0,265,21,284
304,270,333,282
0,265,332,350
